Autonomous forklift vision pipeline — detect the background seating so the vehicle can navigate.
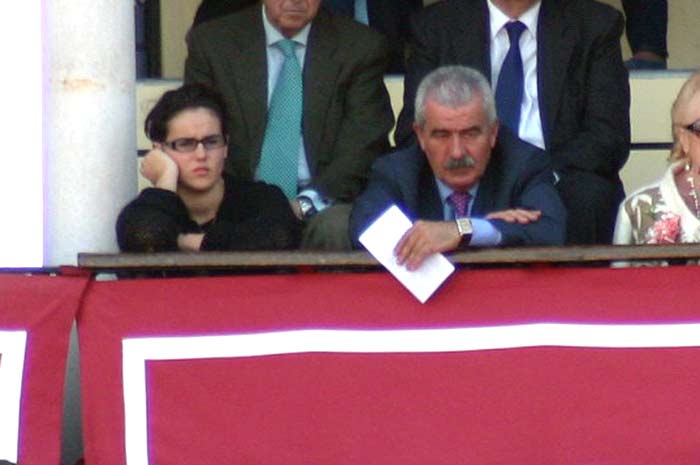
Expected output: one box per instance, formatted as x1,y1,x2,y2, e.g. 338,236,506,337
135,71,692,197
156,0,700,78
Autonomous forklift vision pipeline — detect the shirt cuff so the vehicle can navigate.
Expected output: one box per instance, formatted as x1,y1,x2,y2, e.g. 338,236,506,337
469,218,502,246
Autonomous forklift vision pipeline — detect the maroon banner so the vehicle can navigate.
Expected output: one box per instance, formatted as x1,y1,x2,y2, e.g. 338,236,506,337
0,273,88,465
79,267,700,465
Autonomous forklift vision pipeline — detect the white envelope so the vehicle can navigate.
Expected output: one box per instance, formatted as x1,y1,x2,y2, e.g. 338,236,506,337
359,205,455,303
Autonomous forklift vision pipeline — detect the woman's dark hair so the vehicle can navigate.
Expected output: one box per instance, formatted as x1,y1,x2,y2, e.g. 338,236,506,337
144,83,229,142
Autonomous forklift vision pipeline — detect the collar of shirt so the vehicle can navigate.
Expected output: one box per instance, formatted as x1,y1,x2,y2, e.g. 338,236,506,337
435,177,479,220
487,0,541,39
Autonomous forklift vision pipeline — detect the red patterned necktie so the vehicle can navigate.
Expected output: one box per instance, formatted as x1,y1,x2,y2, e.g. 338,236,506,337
448,191,472,218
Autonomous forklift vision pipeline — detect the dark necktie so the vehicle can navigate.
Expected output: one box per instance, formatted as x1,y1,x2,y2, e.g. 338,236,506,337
495,21,526,133
448,192,472,219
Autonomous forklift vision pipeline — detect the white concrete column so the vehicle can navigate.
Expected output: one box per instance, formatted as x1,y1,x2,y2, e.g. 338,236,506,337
45,0,137,266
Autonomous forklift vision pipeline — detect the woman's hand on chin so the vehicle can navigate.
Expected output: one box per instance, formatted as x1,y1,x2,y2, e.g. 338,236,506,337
141,147,179,192
177,233,205,251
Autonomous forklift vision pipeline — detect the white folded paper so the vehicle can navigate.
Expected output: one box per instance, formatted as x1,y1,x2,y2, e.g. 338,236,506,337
359,205,455,303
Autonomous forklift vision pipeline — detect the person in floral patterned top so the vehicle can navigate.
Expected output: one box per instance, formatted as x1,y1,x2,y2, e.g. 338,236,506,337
614,71,700,245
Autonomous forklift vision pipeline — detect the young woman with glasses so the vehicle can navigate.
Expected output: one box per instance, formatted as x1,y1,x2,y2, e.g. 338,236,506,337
116,84,301,252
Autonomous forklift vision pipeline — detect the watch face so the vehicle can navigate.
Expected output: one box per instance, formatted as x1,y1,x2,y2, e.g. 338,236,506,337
457,218,473,236
299,198,316,217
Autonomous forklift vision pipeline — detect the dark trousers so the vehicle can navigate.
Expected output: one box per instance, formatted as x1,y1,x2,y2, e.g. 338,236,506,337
556,171,625,245
621,0,668,57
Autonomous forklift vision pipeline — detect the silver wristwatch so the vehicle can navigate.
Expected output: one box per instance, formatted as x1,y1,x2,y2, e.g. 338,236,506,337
455,217,473,246
297,196,317,219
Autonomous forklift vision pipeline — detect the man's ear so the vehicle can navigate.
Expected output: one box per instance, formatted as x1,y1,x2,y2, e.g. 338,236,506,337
413,123,426,151
489,120,500,149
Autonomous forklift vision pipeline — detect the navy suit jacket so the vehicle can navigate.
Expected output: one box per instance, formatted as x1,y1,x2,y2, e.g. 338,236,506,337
349,128,566,247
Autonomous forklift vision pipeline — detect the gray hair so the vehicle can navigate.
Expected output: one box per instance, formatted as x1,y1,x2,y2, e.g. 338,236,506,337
414,66,497,127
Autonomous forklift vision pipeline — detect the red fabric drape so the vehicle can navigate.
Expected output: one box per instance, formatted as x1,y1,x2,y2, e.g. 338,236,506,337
78,267,700,465
0,273,88,465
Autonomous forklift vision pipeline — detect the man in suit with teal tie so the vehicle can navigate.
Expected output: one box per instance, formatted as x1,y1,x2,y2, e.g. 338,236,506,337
185,0,394,250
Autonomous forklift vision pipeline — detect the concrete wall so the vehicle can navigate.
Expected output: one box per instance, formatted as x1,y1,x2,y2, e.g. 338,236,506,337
160,0,199,78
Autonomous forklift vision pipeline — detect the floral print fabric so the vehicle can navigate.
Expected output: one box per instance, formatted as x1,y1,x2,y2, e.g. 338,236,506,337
614,161,700,245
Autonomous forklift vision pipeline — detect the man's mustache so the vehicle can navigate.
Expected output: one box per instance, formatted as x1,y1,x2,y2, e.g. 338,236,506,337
444,155,476,170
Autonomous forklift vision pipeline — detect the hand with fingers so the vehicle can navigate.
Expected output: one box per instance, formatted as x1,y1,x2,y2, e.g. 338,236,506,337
141,147,179,191
486,208,541,224
177,232,205,251
394,220,461,271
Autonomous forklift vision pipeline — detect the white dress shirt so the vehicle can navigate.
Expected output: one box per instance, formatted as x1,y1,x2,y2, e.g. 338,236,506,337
487,0,545,150
354,0,369,25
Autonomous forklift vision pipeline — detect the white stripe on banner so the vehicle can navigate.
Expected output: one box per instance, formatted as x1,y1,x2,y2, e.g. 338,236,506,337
122,323,700,465
0,330,28,463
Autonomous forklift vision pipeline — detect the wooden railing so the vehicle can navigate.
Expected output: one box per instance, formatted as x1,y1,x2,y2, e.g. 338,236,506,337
78,244,700,273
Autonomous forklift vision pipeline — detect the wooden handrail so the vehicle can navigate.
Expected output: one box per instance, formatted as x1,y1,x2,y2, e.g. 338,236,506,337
77,244,700,272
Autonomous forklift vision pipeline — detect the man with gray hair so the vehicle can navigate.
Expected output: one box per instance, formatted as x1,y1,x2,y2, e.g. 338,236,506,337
350,66,565,269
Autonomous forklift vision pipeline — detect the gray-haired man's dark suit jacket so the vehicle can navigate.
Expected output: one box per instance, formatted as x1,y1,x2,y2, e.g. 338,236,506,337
185,5,394,202
349,127,566,247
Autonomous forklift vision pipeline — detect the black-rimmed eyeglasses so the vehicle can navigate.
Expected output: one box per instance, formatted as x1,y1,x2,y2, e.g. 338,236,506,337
163,134,227,153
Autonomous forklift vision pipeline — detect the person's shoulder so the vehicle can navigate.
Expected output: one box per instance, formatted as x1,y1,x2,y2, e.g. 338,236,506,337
489,128,554,185
367,145,427,188
552,0,623,26
411,0,475,29
314,8,387,48
375,144,424,171
190,3,260,40
494,127,544,164
418,0,468,20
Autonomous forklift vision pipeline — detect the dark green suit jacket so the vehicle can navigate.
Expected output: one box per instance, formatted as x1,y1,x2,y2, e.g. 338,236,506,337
185,4,395,202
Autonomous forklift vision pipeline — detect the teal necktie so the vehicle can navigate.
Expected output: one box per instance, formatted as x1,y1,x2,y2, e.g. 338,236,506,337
258,39,302,198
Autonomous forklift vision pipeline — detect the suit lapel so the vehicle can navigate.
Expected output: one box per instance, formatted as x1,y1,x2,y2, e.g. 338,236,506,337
472,146,501,216
537,0,577,147
227,7,268,166
416,155,444,221
303,11,341,173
